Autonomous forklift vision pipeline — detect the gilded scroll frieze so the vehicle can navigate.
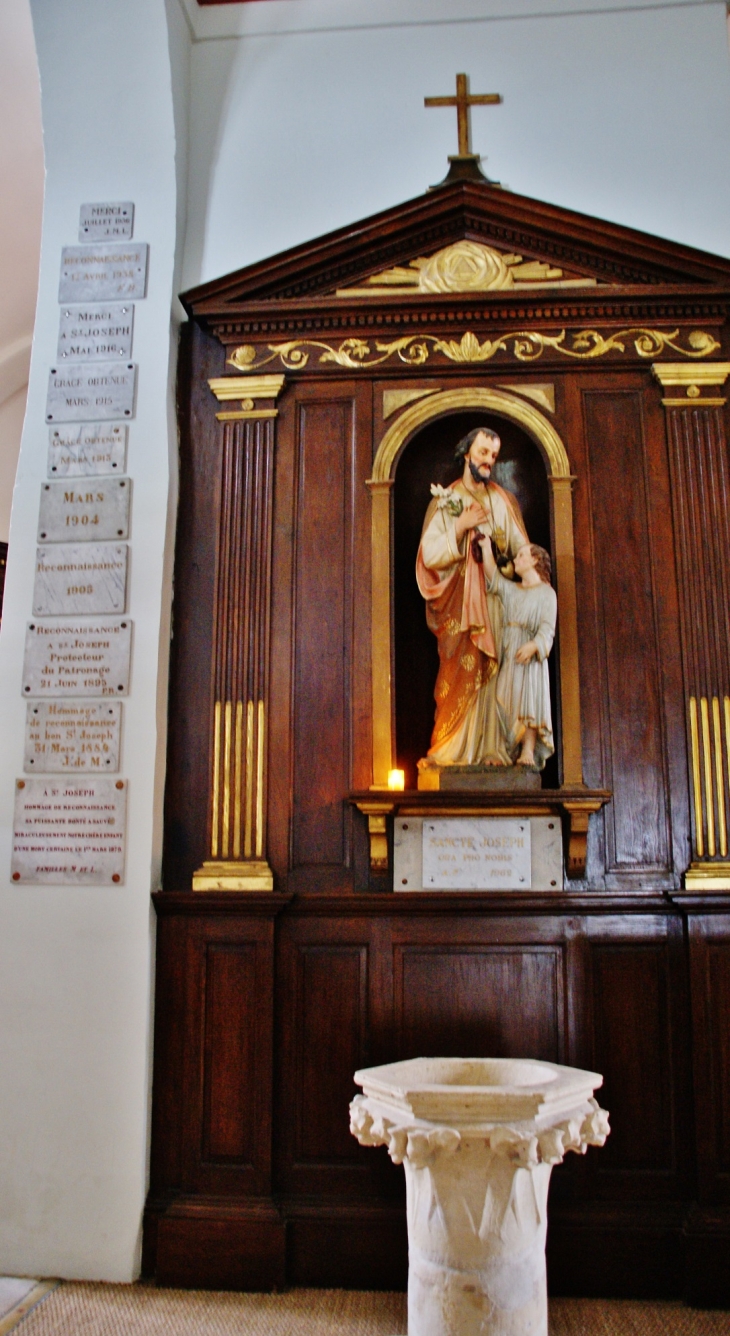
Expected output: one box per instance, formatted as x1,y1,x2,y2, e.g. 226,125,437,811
227,327,720,375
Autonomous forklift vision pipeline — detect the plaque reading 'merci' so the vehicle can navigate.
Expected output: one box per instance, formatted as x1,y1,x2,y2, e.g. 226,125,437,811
22,617,132,696
38,479,131,542
24,701,122,773
421,817,532,889
45,363,137,423
11,776,127,884
32,544,128,616
78,202,134,242
48,424,127,477
59,243,148,302
57,304,134,361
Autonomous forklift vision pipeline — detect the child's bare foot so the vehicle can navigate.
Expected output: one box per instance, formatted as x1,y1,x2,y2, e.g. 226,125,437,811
516,750,535,767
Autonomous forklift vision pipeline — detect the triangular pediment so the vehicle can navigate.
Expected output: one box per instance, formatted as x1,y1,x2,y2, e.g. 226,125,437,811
183,180,730,319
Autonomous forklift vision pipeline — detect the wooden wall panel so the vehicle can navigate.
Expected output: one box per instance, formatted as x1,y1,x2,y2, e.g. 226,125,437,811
590,943,675,1177
582,388,670,875
202,944,257,1164
708,945,730,1177
395,944,563,1063
687,917,730,1199
295,945,368,1164
292,399,352,869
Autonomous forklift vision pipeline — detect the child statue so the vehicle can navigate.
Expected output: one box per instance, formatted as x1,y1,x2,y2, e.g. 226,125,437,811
479,533,557,769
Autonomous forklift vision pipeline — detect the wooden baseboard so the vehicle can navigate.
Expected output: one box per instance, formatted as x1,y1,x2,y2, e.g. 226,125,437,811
146,1200,286,1291
144,1197,727,1299
547,1203,685,1299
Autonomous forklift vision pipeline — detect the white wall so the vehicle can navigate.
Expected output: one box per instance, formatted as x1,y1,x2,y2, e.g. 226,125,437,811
180,0,730,290
0,0,44,542
0,0,183,1282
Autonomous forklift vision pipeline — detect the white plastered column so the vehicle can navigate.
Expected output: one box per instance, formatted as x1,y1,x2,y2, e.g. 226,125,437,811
0,0,187,1280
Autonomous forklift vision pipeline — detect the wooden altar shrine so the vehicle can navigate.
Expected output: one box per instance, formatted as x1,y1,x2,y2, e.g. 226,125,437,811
144,174,730,1305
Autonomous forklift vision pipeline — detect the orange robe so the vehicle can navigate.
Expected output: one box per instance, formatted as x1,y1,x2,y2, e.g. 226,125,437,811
416,479,527,765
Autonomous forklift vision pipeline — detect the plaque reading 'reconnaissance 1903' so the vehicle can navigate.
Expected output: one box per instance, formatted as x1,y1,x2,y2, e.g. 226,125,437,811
57,304,134,362
11,776,127,884
79,202,134,242
32,544,128,617
24,701,122,773
48,424,127,477
421,817,532,890
22,617,132,696
38,479,131,543
59,243,148,303
46,363,137,423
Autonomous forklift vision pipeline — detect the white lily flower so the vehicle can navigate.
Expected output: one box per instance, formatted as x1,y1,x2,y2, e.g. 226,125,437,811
430,483,463,517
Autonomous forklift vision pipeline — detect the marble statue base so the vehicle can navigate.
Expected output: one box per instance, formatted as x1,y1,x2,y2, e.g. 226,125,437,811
417,764,542,792
350,1057,609,1336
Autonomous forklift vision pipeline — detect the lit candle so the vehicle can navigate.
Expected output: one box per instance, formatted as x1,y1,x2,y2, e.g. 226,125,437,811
388,769,405,791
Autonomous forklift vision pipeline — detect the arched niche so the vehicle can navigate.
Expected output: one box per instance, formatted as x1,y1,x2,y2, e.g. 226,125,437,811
367,386,582,790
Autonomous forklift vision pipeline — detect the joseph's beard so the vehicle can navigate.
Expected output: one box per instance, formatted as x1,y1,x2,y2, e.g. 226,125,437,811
468,459,491,486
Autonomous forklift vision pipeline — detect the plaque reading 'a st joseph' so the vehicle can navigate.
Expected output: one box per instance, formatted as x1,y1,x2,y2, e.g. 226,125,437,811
57,304,134,361
11,776,127,884
22,617,132,696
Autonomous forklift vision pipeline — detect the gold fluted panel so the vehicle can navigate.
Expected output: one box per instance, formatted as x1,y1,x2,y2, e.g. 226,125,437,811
686,695,730,887
193,697,273,890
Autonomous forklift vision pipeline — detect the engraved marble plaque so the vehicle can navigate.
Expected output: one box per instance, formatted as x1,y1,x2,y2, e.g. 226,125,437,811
25,701,122,773
38,479,130,542
32,544,128,616
46,363,136,423
48,424,127,477
57,304,134,361
79,201,134,242
420,817,532,890
394,816,562,891
22,617,132,696
59,243,148,303
11,776,127,884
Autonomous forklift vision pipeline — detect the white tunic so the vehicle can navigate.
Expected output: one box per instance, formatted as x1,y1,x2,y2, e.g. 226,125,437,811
489,568,557,769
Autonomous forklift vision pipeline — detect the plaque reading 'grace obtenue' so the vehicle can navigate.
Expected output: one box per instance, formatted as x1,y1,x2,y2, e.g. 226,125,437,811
421,817,532,889
59,243,148,303
48,424,127,477
32,544,128,616
22,617,132,696
57,304,134,361
11,776,127,884
38,479,131,543
45,363,137,423
24,701,122,773
78,202,134,242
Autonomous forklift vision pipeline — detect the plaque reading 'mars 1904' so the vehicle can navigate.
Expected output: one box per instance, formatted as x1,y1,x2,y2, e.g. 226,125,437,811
38,478,130,542
11,776,127,885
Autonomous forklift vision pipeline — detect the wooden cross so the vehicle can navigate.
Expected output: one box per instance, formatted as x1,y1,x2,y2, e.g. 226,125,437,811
425,73,501,157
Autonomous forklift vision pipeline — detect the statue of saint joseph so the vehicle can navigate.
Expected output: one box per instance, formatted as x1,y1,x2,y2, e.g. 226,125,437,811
416,426,528,772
